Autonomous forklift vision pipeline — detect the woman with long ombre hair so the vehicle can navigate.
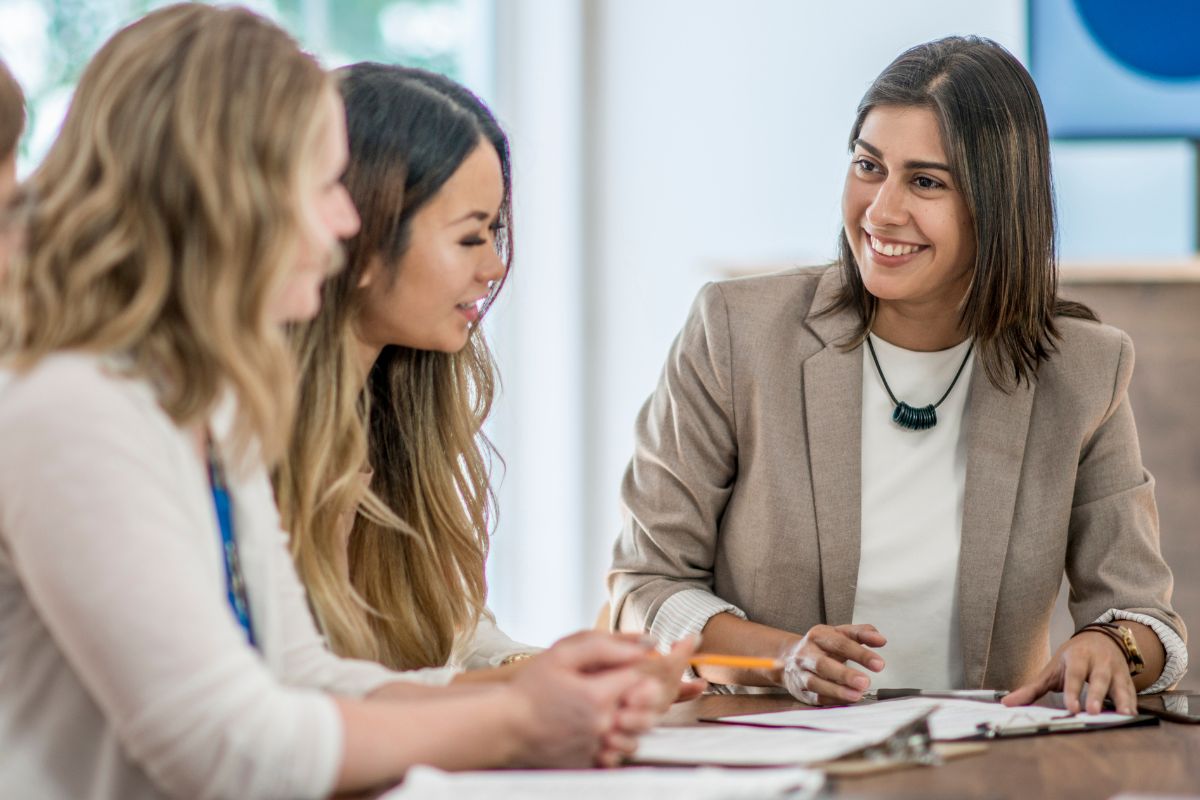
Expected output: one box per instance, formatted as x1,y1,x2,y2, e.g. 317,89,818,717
0,7,665,798
277,65,513,675
276,64,700,695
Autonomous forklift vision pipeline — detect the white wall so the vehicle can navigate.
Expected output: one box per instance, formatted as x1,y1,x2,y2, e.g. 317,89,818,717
484,0,1193,645
484,0,588,643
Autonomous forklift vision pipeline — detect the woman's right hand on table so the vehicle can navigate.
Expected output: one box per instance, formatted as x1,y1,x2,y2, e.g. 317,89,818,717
779,623,887,705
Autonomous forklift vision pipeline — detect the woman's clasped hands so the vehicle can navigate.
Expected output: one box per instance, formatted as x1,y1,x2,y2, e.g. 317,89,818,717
505,631,699,767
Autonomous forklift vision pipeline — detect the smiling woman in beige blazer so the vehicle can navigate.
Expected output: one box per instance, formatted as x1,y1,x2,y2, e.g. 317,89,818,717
609,36,1186,716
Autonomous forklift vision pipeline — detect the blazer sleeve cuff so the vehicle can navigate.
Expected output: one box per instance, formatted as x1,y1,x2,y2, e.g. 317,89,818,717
1094,608,1188,693
649,588,746,649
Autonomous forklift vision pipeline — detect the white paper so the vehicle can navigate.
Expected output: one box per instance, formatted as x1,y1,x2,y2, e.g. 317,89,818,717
718,697,1134,741
381,764,825,800
631,723,880,766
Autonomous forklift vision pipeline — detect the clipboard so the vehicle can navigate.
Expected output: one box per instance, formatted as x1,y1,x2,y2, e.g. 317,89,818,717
707,695,1158,743
819,708,988,776
970,711,1159,739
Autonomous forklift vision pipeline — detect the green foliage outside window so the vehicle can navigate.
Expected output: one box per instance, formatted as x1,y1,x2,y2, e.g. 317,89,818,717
0,0,475,170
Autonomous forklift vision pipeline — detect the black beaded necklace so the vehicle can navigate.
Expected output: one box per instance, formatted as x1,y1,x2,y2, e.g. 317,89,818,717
866,335,973,432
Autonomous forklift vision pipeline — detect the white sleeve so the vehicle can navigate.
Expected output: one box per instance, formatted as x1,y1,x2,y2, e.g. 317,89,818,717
649,588,746,650
644,589,746,687
1094,608,1188,693
452,608,541,670
0,366,341,800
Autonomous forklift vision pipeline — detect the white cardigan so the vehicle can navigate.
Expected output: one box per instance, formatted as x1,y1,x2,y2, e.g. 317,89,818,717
0,354,433,800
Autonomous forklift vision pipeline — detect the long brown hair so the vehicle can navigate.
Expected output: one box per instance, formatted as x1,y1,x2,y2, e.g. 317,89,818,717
826,36,1095,389
0,57,23,159
0,4,329,466
275,64,511,669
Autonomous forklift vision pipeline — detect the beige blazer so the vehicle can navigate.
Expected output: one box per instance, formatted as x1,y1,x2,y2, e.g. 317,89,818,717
609,265,1185,689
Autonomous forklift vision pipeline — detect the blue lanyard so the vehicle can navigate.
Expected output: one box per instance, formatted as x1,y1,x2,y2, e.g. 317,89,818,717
207,439,256,648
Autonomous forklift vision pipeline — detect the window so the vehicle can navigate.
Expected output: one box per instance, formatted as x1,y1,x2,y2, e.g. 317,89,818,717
0,0,495,174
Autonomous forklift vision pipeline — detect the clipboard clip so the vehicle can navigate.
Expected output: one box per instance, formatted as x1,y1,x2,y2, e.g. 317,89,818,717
858,707,942,767
975,708,1065,739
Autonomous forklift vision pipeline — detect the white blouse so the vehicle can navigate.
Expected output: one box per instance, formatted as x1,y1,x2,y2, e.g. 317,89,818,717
0,354,420,799
852,334,974,689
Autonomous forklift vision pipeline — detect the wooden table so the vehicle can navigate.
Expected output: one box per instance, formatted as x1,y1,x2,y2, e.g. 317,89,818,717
660,693,1200,800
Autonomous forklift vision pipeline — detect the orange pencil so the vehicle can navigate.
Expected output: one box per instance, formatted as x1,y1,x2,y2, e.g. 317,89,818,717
688,654,782,670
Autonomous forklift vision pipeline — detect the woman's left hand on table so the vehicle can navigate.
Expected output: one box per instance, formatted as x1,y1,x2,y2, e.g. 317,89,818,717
1003,631,1136,715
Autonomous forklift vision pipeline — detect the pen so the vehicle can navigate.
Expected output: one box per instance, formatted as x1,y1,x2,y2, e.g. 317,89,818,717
875,688,1008,701
688,654,783,670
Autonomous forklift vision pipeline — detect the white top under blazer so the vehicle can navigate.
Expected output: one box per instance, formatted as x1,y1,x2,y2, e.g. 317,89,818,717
851,333,974,690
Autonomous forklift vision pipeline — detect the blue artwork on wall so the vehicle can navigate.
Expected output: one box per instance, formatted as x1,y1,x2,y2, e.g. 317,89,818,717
1030,0,1200,137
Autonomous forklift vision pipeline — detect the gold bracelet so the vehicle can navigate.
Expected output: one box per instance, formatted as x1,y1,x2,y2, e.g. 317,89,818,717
500,652,536,666
1076,623,1145,676
1115,624,1145,676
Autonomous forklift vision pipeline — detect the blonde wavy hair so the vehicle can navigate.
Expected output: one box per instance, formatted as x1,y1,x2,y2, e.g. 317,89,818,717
275,64,511,670
0,4,330,465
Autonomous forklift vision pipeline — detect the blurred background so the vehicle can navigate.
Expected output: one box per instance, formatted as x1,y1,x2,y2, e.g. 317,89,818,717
3,0,1196,667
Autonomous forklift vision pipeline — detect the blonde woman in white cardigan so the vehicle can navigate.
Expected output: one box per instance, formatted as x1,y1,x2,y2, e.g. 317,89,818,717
0,6,666,799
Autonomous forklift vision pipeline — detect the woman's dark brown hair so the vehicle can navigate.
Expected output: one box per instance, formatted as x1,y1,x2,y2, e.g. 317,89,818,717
827,35,1095,389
